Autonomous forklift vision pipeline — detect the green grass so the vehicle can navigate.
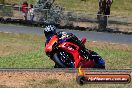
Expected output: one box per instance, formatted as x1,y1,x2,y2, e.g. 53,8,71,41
55,0,132,16
1,0,132,16
92,48,132,69
0,32,54,68
86,42,132,69
0,32,132,69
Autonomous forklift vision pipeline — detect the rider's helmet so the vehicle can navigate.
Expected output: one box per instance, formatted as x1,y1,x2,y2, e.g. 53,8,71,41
44,25,56,39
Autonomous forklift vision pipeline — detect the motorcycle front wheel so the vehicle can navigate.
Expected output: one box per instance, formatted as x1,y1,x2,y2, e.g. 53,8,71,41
53,51,74,68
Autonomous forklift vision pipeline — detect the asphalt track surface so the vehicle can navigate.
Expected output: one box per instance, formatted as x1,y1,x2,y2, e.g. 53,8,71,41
0,24,132,44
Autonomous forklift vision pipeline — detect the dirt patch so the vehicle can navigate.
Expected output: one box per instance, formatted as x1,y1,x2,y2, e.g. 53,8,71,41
73,22,132,33
0,71,75,88
0,71,131,88
73,22,97,28
109,24,132,32
13,10,23,19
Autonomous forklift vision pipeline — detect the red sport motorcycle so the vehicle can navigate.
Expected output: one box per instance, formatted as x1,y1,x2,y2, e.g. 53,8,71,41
45,34,105,68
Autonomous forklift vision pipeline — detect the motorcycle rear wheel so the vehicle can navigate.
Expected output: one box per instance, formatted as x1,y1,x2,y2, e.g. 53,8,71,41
89,50,105,69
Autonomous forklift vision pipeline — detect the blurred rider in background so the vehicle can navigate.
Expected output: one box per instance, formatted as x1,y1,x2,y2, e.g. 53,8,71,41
44,25,105,68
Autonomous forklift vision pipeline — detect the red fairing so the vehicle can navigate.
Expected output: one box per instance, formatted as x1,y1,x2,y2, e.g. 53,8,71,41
45,35,58,53
44,34,98,68
58,42,94,68
58,42,80,67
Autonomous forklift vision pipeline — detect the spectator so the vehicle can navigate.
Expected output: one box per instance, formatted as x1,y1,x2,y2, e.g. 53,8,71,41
105,0,113,15
97,0,105,17
97,0,113,28
97,0,113,16
29,4,35,23
21,1,28,21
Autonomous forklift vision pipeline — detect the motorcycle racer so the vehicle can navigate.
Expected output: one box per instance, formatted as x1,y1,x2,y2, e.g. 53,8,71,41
44,25,105,68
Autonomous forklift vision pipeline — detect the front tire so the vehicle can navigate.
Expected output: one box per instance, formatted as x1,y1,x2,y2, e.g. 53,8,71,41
53,53,67,68
52,51,74,68
54,63,63,68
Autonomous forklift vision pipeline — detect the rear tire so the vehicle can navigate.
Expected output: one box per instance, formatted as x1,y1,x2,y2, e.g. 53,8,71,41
89,50,105,69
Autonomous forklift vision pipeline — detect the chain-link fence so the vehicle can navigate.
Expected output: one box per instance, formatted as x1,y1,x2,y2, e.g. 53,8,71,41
0,3,132,33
